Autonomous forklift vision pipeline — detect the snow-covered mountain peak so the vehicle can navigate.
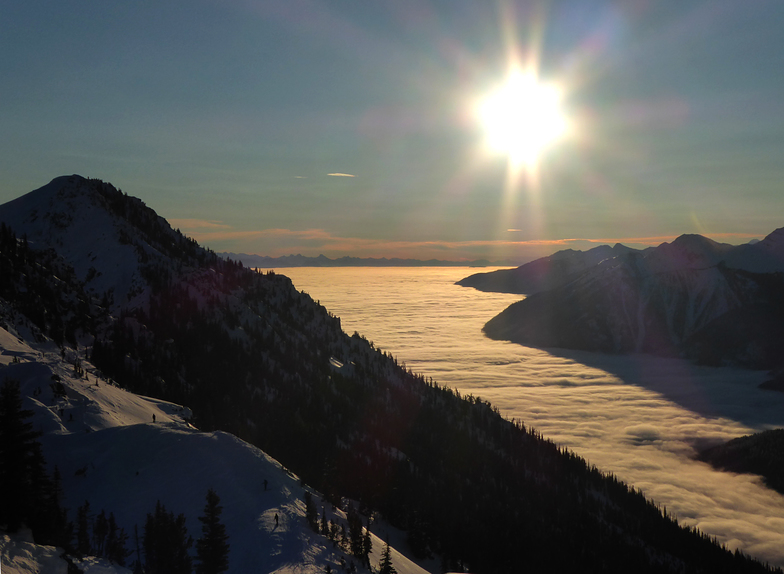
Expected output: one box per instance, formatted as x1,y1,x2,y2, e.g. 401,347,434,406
762,226,784,242
669,233,726,252
0,175,207,311
758,227,784,259
1,176,145,307
719,227,784,273
1,175,113,238
642,233,732,273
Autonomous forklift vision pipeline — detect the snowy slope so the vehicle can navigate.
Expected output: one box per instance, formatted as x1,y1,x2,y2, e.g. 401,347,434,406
725,227,784,273
5,175,776,572
0,531,131,574
0,175,432,573
457,243,637,294
0,323,430,574
478,231,784,366
460,230,784,295
0,176,150,309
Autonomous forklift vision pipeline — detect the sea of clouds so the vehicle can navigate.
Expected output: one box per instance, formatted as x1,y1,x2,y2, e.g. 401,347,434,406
279,267,784,567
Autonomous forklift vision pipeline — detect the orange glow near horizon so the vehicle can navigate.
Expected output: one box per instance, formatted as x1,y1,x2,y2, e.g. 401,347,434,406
176,221,766,263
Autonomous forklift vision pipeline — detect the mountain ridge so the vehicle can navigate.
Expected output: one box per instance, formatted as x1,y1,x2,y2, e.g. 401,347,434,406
221,252,503,268
2,175,780,573
461,230,784,369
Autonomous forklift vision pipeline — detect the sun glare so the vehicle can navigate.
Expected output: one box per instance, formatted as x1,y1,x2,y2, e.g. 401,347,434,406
478,70,568,169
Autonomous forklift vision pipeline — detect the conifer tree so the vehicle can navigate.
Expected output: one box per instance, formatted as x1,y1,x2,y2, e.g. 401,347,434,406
196,489,230,574
144,500,193,574
347,506,363,557
93,509,108,557
0,378,48,531
304,491,318,531
362,526,372,568
106,512,131,566
76,500,92,556
320,509,329,535
133,524,143,574
339,524,348,551
379,540,397,574
38,466,72,550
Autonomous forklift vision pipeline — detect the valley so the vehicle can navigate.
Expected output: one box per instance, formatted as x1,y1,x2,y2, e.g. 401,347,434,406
280,266,784,567
1,176,782,573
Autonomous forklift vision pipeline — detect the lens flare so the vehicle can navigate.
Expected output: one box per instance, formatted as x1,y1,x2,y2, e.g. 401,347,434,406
477,69,568,170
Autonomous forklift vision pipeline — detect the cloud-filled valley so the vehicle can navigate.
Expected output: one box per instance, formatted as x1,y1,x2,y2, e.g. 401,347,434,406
280,266,784,567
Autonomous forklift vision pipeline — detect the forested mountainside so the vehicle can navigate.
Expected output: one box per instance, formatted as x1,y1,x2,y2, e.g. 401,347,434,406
0,320,428,574
1,175,781,573
699,429,784,496
466,234,784,369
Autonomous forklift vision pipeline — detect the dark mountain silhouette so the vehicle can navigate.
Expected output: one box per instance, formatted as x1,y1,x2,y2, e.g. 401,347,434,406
699,429,784,495
463,233,784,369
457,242,638,294
1,175,781,573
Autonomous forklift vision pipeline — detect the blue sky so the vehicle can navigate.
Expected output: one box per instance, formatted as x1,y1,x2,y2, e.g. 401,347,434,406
2,1,783,262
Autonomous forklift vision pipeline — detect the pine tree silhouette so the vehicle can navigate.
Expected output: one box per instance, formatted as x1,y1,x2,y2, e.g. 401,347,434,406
76,501,92,556
0,378,48,532
196,489,230,574
106,512,131,566
379,540,397,574
144,500,193,574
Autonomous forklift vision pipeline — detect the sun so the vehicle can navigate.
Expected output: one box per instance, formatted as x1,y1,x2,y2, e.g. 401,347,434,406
477,70,568,169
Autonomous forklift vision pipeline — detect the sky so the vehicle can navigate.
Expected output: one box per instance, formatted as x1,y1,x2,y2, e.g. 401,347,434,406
2,0,784,263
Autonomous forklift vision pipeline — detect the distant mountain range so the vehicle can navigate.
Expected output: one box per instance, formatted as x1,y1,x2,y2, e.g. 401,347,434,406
220,252,502,268
459,231,784,370
1,175,780,573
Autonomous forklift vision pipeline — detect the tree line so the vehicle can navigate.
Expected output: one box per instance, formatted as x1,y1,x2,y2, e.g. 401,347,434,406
0,378,229,574
3,180,784,573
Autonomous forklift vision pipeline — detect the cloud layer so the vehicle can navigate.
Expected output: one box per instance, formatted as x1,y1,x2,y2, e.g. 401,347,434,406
279,267,784,567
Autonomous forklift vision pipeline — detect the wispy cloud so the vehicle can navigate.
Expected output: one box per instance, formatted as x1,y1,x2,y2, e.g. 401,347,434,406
327,173,356,177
